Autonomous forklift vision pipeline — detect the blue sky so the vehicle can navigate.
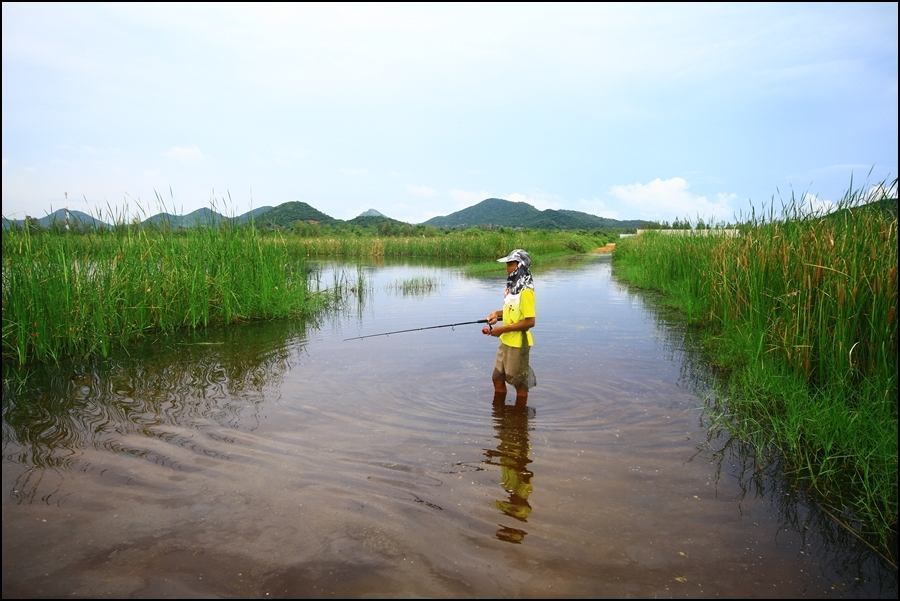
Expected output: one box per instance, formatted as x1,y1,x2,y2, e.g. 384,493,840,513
2,3,897,225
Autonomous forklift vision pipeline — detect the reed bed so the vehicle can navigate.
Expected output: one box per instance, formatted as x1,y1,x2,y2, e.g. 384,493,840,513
3,226,607,366
2,225,332,365
613,183,898,559
277,229,609,260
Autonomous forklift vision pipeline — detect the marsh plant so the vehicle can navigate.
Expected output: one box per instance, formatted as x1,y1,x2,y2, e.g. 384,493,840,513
276,229,609,260
3,222,609,367
2,224,334,365
613,181,898,560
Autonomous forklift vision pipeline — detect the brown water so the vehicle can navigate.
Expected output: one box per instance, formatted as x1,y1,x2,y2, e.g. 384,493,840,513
2,255,896,598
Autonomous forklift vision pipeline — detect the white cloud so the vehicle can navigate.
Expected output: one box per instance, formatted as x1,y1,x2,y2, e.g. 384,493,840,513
779,180,894,219
798,192,837,217
609,177,735,224
864,181,897,203
165,146,203,162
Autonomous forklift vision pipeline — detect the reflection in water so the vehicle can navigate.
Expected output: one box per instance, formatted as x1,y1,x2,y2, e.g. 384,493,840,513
610,264,900,586
702,424,900,586
384,276,440,297
2,319,311,485
3,257,896,597
484,403,534,544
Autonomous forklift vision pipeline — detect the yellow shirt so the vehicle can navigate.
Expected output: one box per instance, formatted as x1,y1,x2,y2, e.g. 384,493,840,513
500,287,535,348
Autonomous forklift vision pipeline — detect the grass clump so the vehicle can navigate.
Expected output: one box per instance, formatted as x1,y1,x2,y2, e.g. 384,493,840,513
2,224,332,365
613,181,898,561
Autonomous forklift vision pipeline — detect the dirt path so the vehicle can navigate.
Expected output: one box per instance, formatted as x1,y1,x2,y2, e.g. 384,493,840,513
593,242,616,253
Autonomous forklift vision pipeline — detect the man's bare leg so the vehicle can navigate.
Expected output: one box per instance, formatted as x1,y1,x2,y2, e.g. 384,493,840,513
493,375,507,405
514,387,528,408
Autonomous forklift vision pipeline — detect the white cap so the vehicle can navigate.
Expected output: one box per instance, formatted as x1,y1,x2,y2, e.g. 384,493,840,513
496,249,531,268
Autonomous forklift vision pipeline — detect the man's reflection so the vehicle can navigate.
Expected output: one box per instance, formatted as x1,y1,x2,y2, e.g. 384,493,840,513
483,402,534,543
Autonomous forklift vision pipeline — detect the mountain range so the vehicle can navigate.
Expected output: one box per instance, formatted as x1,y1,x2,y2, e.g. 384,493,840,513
2,198,656,231
422,198,651,229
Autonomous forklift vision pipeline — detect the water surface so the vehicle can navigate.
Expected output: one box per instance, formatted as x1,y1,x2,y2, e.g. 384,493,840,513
2,255,896,597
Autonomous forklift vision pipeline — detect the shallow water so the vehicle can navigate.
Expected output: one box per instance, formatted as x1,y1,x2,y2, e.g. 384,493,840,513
2,254,896,598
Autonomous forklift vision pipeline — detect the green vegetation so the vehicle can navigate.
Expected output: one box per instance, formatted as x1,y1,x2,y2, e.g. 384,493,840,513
248,201,336,228
3,225,611,366
612,183,898,561
1,224,336,365
279,228,611,260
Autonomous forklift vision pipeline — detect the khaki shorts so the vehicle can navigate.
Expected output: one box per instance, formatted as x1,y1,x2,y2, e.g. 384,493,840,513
493,343,536,390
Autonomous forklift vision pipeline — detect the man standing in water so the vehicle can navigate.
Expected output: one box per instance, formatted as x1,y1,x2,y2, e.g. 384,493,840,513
483,249,536,407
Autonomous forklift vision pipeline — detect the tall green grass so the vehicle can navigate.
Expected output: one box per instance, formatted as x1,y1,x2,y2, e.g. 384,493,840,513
3,225,608,366
2,224,332,365
278,229,610,260
613,182,898,560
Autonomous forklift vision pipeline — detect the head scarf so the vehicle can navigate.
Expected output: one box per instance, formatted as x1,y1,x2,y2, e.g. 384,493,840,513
503,253,534,296
506,264,534,295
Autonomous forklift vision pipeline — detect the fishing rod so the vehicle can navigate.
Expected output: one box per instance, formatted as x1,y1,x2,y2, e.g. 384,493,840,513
344,317,502,341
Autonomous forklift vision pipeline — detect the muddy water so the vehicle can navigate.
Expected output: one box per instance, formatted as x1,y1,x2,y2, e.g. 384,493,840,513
2,255,896,598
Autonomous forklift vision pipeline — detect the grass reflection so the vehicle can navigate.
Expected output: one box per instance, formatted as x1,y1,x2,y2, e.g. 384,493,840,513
2,318,312,472
613,264,899,577
385,276,440,297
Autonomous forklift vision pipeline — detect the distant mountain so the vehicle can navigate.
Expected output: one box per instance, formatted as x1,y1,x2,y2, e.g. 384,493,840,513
2,208,109,230
861,196,897,217
3,197,661,232
346,214,407,228
251,201,336,227
358,208,385,218
422,198,653,230
142,207,227,228
552,209,654,230
232,206,274,225
348,208,409,228
141,202,335,229
424,198,537,228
